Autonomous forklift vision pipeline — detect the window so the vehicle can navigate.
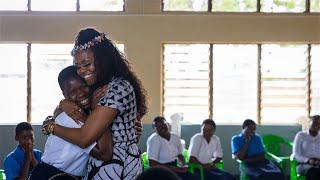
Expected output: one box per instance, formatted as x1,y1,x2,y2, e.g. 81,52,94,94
163,44,210,124
164,44,316,125
0,44,27,124
80,0,124,11
31,44,73,123
163,0,208,11
311,45,320,115
212,0,257,12
0,43,124,124
213,45,258,123
260,0,305,12
0,0,28,10
261,45,308,124
31,0,76,11
311,0,320,12
163,0,317,12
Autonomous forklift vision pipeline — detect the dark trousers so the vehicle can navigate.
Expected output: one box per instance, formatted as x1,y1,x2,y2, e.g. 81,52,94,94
243,160,284,180
306,167,320,180
176,172,200,180
29,162,81,180
201,168,235,180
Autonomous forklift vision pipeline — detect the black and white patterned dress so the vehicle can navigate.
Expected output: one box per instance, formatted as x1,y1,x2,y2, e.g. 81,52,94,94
86,78,142,180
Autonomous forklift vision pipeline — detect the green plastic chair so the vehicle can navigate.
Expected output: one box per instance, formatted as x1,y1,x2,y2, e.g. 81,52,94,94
235,152,285,180
290,155,306,180
141,151,204,180
262,134,293,171
236,159,249,180
0,169,6,180
182,149,224,170
141,152,150,169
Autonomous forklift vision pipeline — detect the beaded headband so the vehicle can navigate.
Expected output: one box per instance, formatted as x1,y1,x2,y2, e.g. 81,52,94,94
71,33,107,56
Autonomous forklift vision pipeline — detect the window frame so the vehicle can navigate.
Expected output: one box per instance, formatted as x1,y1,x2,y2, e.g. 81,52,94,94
162,43,319,125
161,0,314,13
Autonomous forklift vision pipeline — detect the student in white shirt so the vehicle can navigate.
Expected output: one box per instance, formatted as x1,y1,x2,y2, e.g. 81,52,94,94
147,116,199,180
293,115,320,180
188,119,234,180
30,66,112,180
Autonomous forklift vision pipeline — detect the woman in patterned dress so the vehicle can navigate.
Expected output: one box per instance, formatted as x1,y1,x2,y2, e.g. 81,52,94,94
42,28,148,180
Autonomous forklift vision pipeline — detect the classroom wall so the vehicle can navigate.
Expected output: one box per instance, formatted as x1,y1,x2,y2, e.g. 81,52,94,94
0,0,319,124
0,124,301,174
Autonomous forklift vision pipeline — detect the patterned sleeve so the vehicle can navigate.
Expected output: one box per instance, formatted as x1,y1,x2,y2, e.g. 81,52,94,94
98,79,134,115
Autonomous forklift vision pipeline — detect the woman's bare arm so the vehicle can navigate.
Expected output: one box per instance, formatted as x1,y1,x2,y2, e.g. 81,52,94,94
90,128,113,161
53,106,117,148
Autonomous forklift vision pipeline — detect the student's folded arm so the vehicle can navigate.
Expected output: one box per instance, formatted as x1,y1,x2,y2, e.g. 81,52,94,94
244,154,265,162
54,106,117,149
189,156,201,164
231,138,249,161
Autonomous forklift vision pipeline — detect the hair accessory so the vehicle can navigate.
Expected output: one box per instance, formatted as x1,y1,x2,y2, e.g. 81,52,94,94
71,33,106,56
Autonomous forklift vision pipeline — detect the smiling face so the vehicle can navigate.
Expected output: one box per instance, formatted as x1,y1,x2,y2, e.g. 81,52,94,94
74,49,96,86
153,117,169,137
62,76,91,110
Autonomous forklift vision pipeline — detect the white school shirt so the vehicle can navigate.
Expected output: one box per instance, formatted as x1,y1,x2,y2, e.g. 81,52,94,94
41,112,96,176
188,133,223,164
293,130,320,163
147,132,183,164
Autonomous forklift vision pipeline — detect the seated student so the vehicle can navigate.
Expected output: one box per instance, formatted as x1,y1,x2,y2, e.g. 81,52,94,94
147,116,199,180
188,119,235,180
293,115,320,180
231,119,284,180
3,122,42,180
29,66,112,180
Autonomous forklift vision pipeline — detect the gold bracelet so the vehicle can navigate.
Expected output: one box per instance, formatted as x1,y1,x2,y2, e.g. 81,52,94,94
47,122,56,135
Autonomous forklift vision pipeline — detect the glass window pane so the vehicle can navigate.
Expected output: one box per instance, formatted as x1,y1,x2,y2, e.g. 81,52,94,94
0,0,27,10
261,45,308,124
261,0,305,12
212,0,257,12
311,45,320,115
31,0,76,11
311,0,320,12
0,44,27,124
80,0,124,11
31,44,73,123
213,45,258,124
163,44,210,124
163,0,208,11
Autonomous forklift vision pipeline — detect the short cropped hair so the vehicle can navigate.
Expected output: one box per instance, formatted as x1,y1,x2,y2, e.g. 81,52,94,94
58,66,80,92
152,116,166,129
242,119,256,129
311,115,320,124
202,119,216,129
15,122,33,136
